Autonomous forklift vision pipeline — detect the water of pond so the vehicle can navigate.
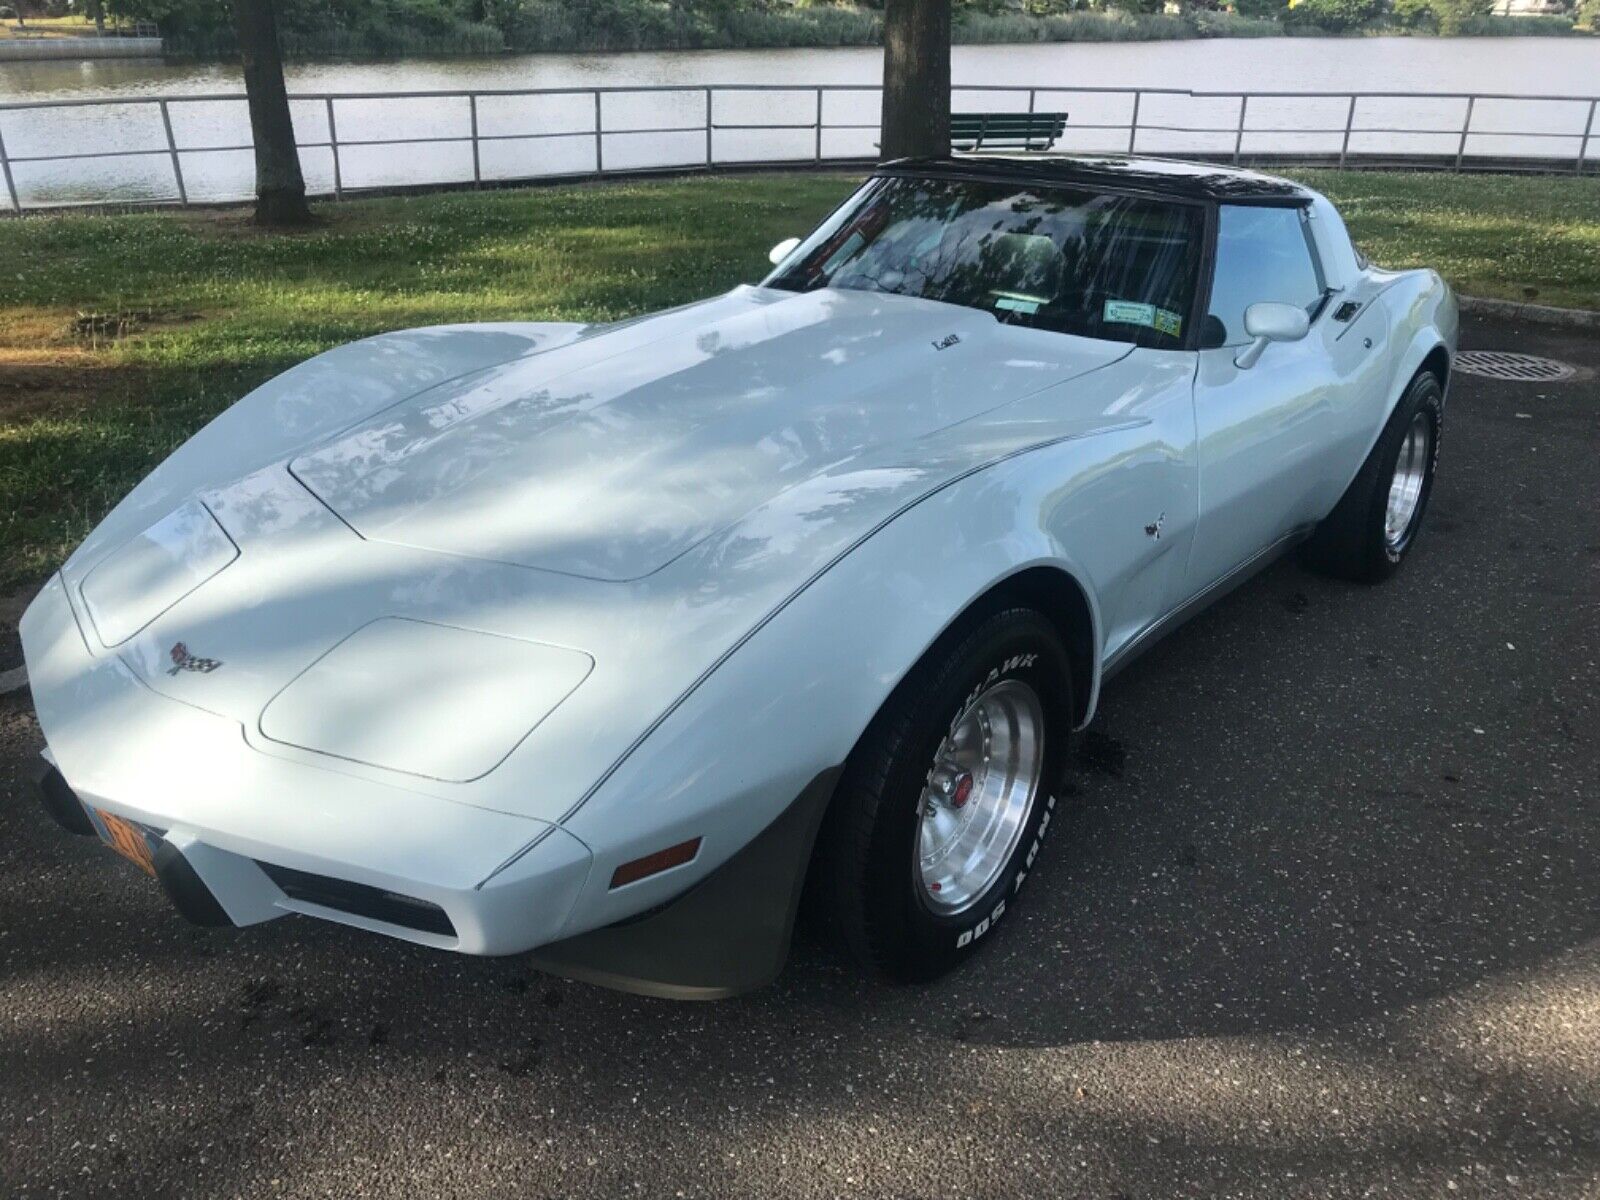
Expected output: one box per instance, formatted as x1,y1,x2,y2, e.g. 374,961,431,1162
1,37,1596,206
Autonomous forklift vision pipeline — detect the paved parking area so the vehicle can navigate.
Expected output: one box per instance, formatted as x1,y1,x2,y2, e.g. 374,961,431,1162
1,313,1596,1199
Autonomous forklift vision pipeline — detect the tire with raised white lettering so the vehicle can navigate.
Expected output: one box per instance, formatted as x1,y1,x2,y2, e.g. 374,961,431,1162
809,607,1071,982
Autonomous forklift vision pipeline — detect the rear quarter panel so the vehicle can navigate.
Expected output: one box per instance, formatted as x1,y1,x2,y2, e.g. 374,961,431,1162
1367,269,1459,459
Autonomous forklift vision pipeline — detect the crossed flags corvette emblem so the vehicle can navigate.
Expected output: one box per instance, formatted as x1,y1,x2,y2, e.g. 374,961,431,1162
167,642,222,676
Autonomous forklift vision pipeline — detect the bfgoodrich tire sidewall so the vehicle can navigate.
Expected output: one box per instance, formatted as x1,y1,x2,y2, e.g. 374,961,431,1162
872,614,1072,981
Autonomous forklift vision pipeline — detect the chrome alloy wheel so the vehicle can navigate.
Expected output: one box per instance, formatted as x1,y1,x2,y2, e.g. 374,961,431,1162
917,679,1046,915
1385,411,1431,549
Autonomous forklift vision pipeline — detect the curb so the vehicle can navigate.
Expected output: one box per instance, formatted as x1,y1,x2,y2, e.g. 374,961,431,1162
1460,295,1600,331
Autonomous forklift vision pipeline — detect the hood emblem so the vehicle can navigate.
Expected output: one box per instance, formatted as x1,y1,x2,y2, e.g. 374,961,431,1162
168,642,222,676
932,333,961,351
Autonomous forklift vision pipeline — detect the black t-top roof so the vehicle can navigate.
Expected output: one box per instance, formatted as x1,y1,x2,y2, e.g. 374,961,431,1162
880,153,1314,205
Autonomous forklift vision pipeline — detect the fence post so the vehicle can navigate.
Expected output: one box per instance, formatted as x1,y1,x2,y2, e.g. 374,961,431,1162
1578,98,1597,175
1455,95,1475,172
469,93,481,187
1128,90,1141,155
1233,94,1248,165
325,97,342,199
0,116,19,215
593,91,604,176
815,87,823,163
1339,94,1356,170
158,99,187,206
705,87,713,168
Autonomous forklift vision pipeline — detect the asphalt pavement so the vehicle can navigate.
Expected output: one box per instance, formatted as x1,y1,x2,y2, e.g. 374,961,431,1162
1,312,1597,1199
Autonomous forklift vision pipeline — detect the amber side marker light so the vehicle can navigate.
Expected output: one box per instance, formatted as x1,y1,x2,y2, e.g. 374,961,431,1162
609,837,702,889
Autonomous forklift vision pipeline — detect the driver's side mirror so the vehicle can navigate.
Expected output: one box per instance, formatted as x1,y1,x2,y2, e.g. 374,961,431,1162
768,236,802,266
1235,301,1310,369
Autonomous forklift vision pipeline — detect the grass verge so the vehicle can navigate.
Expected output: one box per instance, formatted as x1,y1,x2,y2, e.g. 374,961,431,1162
1,168,1596,589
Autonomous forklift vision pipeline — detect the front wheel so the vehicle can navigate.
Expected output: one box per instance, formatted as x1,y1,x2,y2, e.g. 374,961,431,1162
809,607,1072,982
1303,369,1444,583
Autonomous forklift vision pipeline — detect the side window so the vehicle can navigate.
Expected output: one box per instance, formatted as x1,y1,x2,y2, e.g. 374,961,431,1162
1205,205,1325,347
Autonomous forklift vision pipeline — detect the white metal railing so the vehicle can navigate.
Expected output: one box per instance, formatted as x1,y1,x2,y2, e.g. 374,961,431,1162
1,82,1596,212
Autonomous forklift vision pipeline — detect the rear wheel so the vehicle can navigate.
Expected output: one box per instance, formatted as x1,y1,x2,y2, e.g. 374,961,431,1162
1303,369,1443,583
810,607,1072,982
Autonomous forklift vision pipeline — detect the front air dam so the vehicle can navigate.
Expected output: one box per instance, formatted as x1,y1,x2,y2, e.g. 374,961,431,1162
529,766,842,1000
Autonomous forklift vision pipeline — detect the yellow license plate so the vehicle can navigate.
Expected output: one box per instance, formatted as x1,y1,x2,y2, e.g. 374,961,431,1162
95,809,157,877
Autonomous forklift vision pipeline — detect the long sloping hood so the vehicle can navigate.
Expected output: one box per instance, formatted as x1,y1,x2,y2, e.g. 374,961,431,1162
51,288,1177,824
289,286,1129,580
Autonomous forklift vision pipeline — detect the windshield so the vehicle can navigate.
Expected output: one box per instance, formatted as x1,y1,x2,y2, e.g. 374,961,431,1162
765,175,1205,349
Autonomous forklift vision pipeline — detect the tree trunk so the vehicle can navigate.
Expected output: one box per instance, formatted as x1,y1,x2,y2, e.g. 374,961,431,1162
879,0,951,161
231,0,312,227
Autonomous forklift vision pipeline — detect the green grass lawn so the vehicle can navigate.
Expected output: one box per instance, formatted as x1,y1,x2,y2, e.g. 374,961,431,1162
1,168,1597,589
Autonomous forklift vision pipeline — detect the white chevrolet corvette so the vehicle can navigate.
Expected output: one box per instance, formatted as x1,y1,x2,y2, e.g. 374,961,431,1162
24,154,1456,998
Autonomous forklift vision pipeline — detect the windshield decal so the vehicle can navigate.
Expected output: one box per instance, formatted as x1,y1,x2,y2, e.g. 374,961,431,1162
1103,299,1155,327
1103,300,1183,339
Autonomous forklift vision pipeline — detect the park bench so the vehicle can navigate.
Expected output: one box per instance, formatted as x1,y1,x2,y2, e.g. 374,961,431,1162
950,111,1068,152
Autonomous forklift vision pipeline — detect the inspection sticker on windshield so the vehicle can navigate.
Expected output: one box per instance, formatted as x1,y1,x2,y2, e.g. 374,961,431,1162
1104,299,1182,338
994,295,1041,315
1103,299,1155,327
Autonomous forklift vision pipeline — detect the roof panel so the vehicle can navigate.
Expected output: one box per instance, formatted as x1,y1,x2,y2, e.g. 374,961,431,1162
881,153,1313,204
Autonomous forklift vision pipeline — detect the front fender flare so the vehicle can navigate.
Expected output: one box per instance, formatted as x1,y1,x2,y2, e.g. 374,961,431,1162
546,443,1108,959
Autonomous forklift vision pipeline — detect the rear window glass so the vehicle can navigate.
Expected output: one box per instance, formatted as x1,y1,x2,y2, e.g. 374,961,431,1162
766,175,1205,348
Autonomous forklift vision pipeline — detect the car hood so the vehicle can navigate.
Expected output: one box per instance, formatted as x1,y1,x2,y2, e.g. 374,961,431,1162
51,287,1160,821
288,286,1129,580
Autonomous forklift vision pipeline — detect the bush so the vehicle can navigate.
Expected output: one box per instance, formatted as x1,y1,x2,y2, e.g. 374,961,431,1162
1427,0,1493,32
958,8,1194,40
1455,11,1575,32
1284,0,1382,30
1389,0,1435,27
1191,8,1281,32
1233,0,1289,16
503,0,878,52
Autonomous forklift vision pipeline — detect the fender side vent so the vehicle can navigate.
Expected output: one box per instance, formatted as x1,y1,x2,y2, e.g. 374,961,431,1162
256,861,456,938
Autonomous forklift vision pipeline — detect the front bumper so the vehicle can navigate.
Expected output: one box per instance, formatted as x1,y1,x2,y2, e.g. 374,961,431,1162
20,574,594,955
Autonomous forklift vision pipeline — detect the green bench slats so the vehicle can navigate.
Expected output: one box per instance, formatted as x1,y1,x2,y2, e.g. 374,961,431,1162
950,112,1068,152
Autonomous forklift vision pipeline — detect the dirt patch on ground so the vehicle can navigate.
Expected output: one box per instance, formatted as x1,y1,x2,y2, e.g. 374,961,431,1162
0,310,78,350
177,206,340,240
0,305,206,421
0,586,32,675
0,358,154,422
68,307,204,348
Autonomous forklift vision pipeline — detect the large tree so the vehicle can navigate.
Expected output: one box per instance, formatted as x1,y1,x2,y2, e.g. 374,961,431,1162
232,0,312,226
879,0,951,161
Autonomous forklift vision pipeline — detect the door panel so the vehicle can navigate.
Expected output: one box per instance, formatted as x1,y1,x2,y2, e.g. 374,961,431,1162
1186,334,1335,591
1051,349,1200,667
1182,202,1385,596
